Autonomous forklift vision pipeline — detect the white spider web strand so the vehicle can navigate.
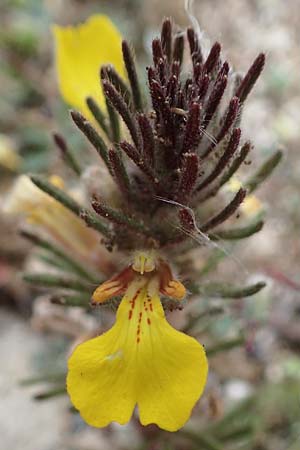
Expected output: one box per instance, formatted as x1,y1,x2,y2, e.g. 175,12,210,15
200,126,218,146
155,196,211,244
184,0,202,40
184,0,211,58
155,195,248,275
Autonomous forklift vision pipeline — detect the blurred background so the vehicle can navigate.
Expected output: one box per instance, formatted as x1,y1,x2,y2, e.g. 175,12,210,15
0,0,300,449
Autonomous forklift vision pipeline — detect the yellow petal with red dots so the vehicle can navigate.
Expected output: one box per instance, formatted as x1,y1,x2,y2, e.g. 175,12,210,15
53,15,125,121
67,287,208,431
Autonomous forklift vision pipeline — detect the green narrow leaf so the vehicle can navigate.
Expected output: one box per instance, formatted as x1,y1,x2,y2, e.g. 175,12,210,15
206,335,245,357
208,396,256,436
23,273,93,293
53,133,82,176
210,219,264,240
86,96,109,136
30,174,80,214
92,200,153,237
29,175,110,237
50,293,92,307
180,430,224,450
70,110,112,173
196,281,266,298
106,96,120,143
34,386,66,401
21,230,100,283
244,150,283,193
20,372,66,386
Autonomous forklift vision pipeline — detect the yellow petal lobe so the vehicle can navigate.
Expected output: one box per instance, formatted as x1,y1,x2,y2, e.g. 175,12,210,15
53,15,125,121
162,279,186,300
91,280,123,304
67,284,208,431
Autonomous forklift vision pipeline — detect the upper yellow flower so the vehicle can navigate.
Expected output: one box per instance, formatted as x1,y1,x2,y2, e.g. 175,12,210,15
67,251,208,431
53,15,125,121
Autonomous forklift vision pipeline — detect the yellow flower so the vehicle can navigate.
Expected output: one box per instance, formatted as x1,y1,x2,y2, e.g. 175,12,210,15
67,251,208,431
227,177,263,217
53,15,125,121
3,175,98,259
0,134,22,171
